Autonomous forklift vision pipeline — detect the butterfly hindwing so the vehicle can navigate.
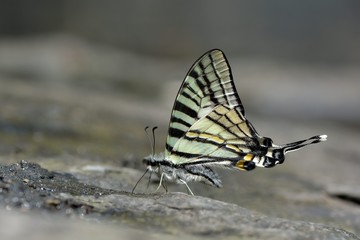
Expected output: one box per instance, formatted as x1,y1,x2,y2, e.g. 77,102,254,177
168,105,260,167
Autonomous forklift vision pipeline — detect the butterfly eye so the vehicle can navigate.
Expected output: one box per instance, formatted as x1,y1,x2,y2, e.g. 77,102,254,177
262,137,273,147
142,158,149,165
142,156,153,166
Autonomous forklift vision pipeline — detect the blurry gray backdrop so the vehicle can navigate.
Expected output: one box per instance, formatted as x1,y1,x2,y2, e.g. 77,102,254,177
1,1,359,63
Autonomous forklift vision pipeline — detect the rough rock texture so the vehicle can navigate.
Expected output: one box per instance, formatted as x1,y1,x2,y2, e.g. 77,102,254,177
0,161,358,240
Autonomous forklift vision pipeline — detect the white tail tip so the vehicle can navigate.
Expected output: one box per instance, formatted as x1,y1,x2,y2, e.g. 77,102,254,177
319,135,327,141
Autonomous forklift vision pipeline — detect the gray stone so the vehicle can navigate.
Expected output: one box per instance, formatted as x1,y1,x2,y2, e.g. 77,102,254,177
0,161,358,240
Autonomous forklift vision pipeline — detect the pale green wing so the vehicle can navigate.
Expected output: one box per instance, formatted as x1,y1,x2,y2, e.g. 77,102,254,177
168,104,259,164
165,49,250,157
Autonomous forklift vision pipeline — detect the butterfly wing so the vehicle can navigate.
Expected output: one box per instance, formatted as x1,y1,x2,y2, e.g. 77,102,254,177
165,49,261,169
166,49,251,154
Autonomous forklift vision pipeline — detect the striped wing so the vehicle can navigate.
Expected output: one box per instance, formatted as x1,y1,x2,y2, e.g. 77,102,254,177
165,49,259,165
168,104,260,166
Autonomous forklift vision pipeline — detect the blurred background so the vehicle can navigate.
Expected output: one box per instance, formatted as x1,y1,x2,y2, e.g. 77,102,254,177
0,0,359,157
0,0,360,235
0,1,359,119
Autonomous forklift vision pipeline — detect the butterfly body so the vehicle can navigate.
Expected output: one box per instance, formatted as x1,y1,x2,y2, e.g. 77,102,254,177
143,154,222,188
139,49,327,195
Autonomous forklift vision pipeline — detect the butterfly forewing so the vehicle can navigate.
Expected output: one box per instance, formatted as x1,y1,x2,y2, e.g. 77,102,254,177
166,49,247,157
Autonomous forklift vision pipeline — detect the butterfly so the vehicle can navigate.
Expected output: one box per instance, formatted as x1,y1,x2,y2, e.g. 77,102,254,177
133,49,327,195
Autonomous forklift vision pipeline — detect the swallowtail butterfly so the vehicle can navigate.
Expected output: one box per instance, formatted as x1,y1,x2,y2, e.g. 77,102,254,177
136,49,327,195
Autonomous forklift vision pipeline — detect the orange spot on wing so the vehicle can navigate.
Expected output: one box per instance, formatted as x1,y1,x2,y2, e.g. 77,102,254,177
235,160,246,171
235,154,254,170
244,154,254,161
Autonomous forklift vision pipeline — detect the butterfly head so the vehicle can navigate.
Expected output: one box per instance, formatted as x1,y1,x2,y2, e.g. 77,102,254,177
142,152,166,173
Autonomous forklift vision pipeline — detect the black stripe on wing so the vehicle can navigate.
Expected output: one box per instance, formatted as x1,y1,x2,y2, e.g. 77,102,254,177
166,49,246,155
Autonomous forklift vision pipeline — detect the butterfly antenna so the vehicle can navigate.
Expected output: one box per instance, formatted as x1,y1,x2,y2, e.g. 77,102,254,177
131,168,149,194
144,126,155,156
152,126,158,156
132,126,159,193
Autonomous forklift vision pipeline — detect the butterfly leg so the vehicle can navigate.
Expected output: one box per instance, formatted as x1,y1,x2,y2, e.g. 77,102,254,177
162,180,168,193
179,179,194,196
147,172,153,189
155,172,165,193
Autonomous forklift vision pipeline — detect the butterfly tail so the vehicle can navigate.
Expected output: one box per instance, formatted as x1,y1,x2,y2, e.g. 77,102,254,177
281,135,327,154
258,134,327,168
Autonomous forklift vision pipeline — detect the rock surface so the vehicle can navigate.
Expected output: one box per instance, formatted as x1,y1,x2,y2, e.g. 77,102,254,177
0,161,358,240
